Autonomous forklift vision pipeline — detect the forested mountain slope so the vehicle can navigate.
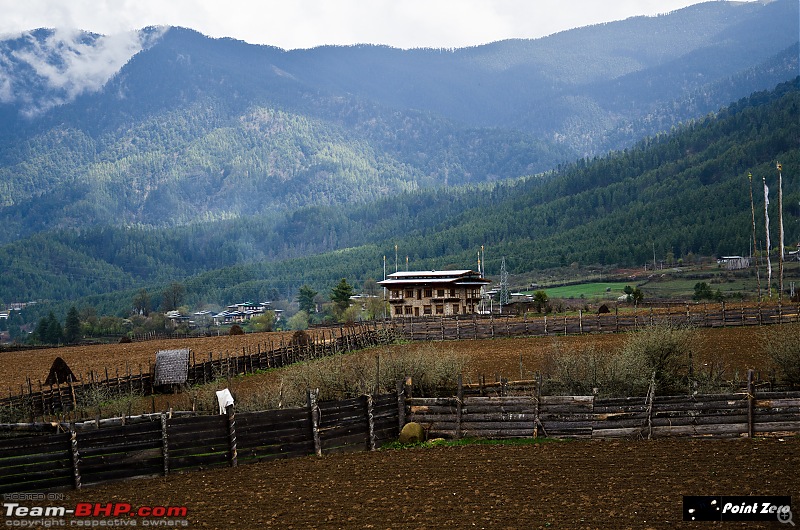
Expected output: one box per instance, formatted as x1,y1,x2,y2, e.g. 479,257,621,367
3,78,797,313
0,0,796,243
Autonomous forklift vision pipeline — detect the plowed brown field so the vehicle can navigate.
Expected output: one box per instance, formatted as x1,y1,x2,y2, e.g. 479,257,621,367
51,436,800,529
4,326,798,529
0,325,771,393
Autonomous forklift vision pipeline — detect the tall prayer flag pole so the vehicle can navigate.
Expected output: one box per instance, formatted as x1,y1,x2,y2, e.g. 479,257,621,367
777,162,784,304
763,175,772,298
748,173,762,301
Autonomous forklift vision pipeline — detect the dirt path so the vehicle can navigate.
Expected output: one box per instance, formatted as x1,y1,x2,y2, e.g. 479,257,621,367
52,437,799,529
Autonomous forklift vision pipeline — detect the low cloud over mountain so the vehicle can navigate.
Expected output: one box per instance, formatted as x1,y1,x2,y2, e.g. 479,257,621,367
0,27,164,115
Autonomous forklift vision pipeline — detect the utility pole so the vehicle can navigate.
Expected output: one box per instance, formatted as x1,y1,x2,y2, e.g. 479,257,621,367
499,257,509,312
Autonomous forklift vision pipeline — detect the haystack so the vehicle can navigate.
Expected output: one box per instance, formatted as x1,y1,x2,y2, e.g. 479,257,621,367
44,357,77,386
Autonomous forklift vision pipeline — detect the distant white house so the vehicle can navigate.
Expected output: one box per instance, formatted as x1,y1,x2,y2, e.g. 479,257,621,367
718,256,750,270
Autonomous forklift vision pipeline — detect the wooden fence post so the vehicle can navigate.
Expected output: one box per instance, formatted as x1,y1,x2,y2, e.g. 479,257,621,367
70,429,81,490
645,371,656,440
533,372,546,438
161,412,169,476
308,389,322,457
455,374,463,440
365,394,376,451
227,404,238,467
396,379,406,432
747,369,755,438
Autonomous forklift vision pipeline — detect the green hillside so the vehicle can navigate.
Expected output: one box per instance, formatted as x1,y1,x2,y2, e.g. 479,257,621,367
3,78,797,318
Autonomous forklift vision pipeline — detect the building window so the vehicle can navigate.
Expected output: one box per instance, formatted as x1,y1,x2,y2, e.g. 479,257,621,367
405,289,414,299
435,305,444,314
392,290,401,299
404,306,413,315
395,306,402,316
437,289,445,298
449,288,456,297
423,305,432,315
425,289,432,298
453,304,460,314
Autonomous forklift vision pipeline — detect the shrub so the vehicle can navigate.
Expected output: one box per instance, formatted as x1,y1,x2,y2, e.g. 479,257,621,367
229,324,244,336
763,322,800,387
542,344,611,396
236,345,467,409
290,330,311,347
543,322,698,397
613,322,696,395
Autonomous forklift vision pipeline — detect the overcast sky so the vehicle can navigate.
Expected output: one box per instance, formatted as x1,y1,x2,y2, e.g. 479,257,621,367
0,0,741,50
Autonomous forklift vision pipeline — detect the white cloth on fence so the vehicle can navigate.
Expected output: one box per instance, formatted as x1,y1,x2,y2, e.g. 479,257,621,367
216,388,234,414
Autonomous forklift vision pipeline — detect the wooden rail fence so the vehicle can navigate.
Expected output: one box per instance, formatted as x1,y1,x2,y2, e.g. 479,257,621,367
389,301,800,341
2,323,396,418
408,378,800,441
0,390,401,494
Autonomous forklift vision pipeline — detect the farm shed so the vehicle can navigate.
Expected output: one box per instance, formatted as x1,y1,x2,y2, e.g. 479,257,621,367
153,349,190,388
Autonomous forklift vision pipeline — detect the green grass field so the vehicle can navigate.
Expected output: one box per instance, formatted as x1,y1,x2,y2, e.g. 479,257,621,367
524,282,631,300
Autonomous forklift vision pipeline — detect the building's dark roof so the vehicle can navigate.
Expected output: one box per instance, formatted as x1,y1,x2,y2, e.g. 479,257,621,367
154,349,190,385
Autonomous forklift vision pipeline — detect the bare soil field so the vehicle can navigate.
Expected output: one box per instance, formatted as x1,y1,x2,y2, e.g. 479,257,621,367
0,325,771,395
53,436,799,529
3,325,797,529
0,331,305,392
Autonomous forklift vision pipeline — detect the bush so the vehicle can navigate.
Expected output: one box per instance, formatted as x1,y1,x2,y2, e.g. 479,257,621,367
235,345,467,409
763,323,800,387
613,322,696,395
543,322,698,397
542,344,611,396
229,324,244,336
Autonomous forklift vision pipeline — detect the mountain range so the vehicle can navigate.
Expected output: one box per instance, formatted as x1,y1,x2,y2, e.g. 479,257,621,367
0,0,798,314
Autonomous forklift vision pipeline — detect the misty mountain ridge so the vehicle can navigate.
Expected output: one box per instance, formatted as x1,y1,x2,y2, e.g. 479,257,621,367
0,0,796,272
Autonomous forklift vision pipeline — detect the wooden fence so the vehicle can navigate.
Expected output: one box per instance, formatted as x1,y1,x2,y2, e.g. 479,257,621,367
388,301,800,341
2,323,396,419
407,377,800,441
0,390,401,494
3,374,799,494
4,302,799,419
